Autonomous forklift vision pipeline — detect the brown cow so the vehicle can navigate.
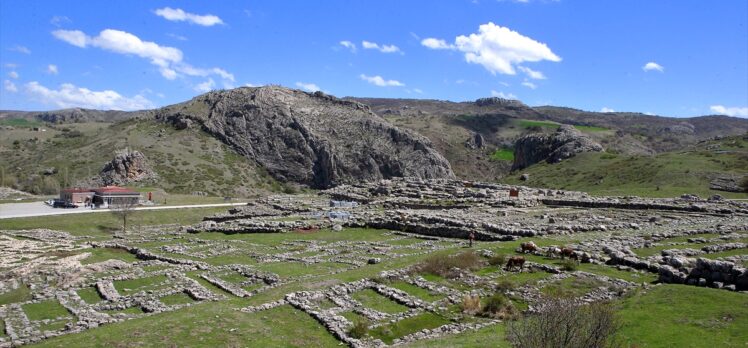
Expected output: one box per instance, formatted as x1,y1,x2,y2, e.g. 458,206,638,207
520,241,538,254
560,247,577,260
505,256,526,271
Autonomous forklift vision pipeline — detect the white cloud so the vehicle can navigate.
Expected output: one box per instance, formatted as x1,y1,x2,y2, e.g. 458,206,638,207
490,90,517,99
194,78,215,93
50,15,71,27
518,66,545,79
52,29,232,83
421,38,454,50
359,74,404,87
413,88,424,94
52,30,88,47
25,81,153,110
710,105,748,118
4,80,17,93
8,71,18,79
601,107,615,113
295,82,321,92
339,40,356,53
422,22,560,76
361,41,402,54
47,64,59,75
521,81,537,89
9,45,31,54
167,33,188,41
154,7,224,26
642,62,664,72
4,63,18,68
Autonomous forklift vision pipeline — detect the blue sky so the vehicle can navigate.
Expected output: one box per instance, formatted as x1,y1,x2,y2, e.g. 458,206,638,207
1,0,746,117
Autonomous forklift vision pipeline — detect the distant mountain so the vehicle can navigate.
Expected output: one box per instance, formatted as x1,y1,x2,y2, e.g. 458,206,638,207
0,108,145,124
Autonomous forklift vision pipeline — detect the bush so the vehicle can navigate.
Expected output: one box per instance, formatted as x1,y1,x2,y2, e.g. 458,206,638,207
460,294,481,315
507,299,620,348
496,279,517,293
488,254,506,266
417,251,482,278
560,259,578,272
348,319,369,339
483,293,518,319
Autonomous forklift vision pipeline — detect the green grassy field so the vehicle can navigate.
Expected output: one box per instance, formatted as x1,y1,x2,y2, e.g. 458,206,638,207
503,145,748,198
0,206,229,237
490,148,515,161
0,207,743,347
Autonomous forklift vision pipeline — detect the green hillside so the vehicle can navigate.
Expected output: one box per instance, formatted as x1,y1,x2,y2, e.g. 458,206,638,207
0,119,287,196
502,136,748,198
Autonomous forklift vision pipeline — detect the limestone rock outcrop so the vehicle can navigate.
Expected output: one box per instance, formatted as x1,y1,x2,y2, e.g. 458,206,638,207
99,150,157,186
512,125,603,170
154,86,454,188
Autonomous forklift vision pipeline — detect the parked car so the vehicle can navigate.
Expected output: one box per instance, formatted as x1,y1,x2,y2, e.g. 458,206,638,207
51,200,78,208
45,199,55,206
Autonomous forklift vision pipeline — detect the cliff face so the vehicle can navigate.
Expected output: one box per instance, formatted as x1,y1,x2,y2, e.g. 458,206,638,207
512,125,604,171
154,86,454,188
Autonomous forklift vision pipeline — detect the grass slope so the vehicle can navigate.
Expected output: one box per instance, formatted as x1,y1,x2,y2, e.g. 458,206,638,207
0,118,285,196
503,136,748,198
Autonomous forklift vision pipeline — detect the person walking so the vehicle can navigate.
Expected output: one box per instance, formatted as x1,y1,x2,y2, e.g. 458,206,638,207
469,231,475,248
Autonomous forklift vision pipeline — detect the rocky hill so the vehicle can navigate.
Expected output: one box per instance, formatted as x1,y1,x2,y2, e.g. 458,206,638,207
152,87,454,188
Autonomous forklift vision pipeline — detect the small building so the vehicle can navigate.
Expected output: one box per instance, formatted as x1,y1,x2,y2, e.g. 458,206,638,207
92,186,141,208
509,188,520,198
60,188,94,205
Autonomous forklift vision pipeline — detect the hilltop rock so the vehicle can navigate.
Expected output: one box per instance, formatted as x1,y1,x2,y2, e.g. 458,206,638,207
154,86,454,188
512,125,603,170
100,149,157,186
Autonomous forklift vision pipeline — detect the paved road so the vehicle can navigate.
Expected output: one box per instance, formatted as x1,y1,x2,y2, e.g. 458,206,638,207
0,202,247,220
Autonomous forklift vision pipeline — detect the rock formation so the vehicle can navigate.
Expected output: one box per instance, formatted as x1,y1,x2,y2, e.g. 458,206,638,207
99,149,157,186
512,125,604,171
154,86,454,188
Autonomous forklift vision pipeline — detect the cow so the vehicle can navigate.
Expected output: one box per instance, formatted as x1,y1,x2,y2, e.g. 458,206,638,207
505,256,526,271
560,247,577,260
520,241,538,254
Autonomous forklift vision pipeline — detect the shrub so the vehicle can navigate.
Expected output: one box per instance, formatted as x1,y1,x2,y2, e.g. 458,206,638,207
460,294,481,314
496,279,517,293
416,251,482,278
483,293,518,319
488,254,506,266
560,259,578,272
348,319,369,339
507,299,620,348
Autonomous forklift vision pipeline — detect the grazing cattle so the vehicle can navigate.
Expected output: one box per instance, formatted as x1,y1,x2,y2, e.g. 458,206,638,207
520,241,538,254
560,247,577,260
505,256,526,271
546,246,561,258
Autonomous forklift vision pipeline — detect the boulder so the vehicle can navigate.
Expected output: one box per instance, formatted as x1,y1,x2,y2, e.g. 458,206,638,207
99,149,157,186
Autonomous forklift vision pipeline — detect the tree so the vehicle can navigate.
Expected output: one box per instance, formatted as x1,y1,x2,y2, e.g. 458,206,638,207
506,298,620,348
110,199,138,236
